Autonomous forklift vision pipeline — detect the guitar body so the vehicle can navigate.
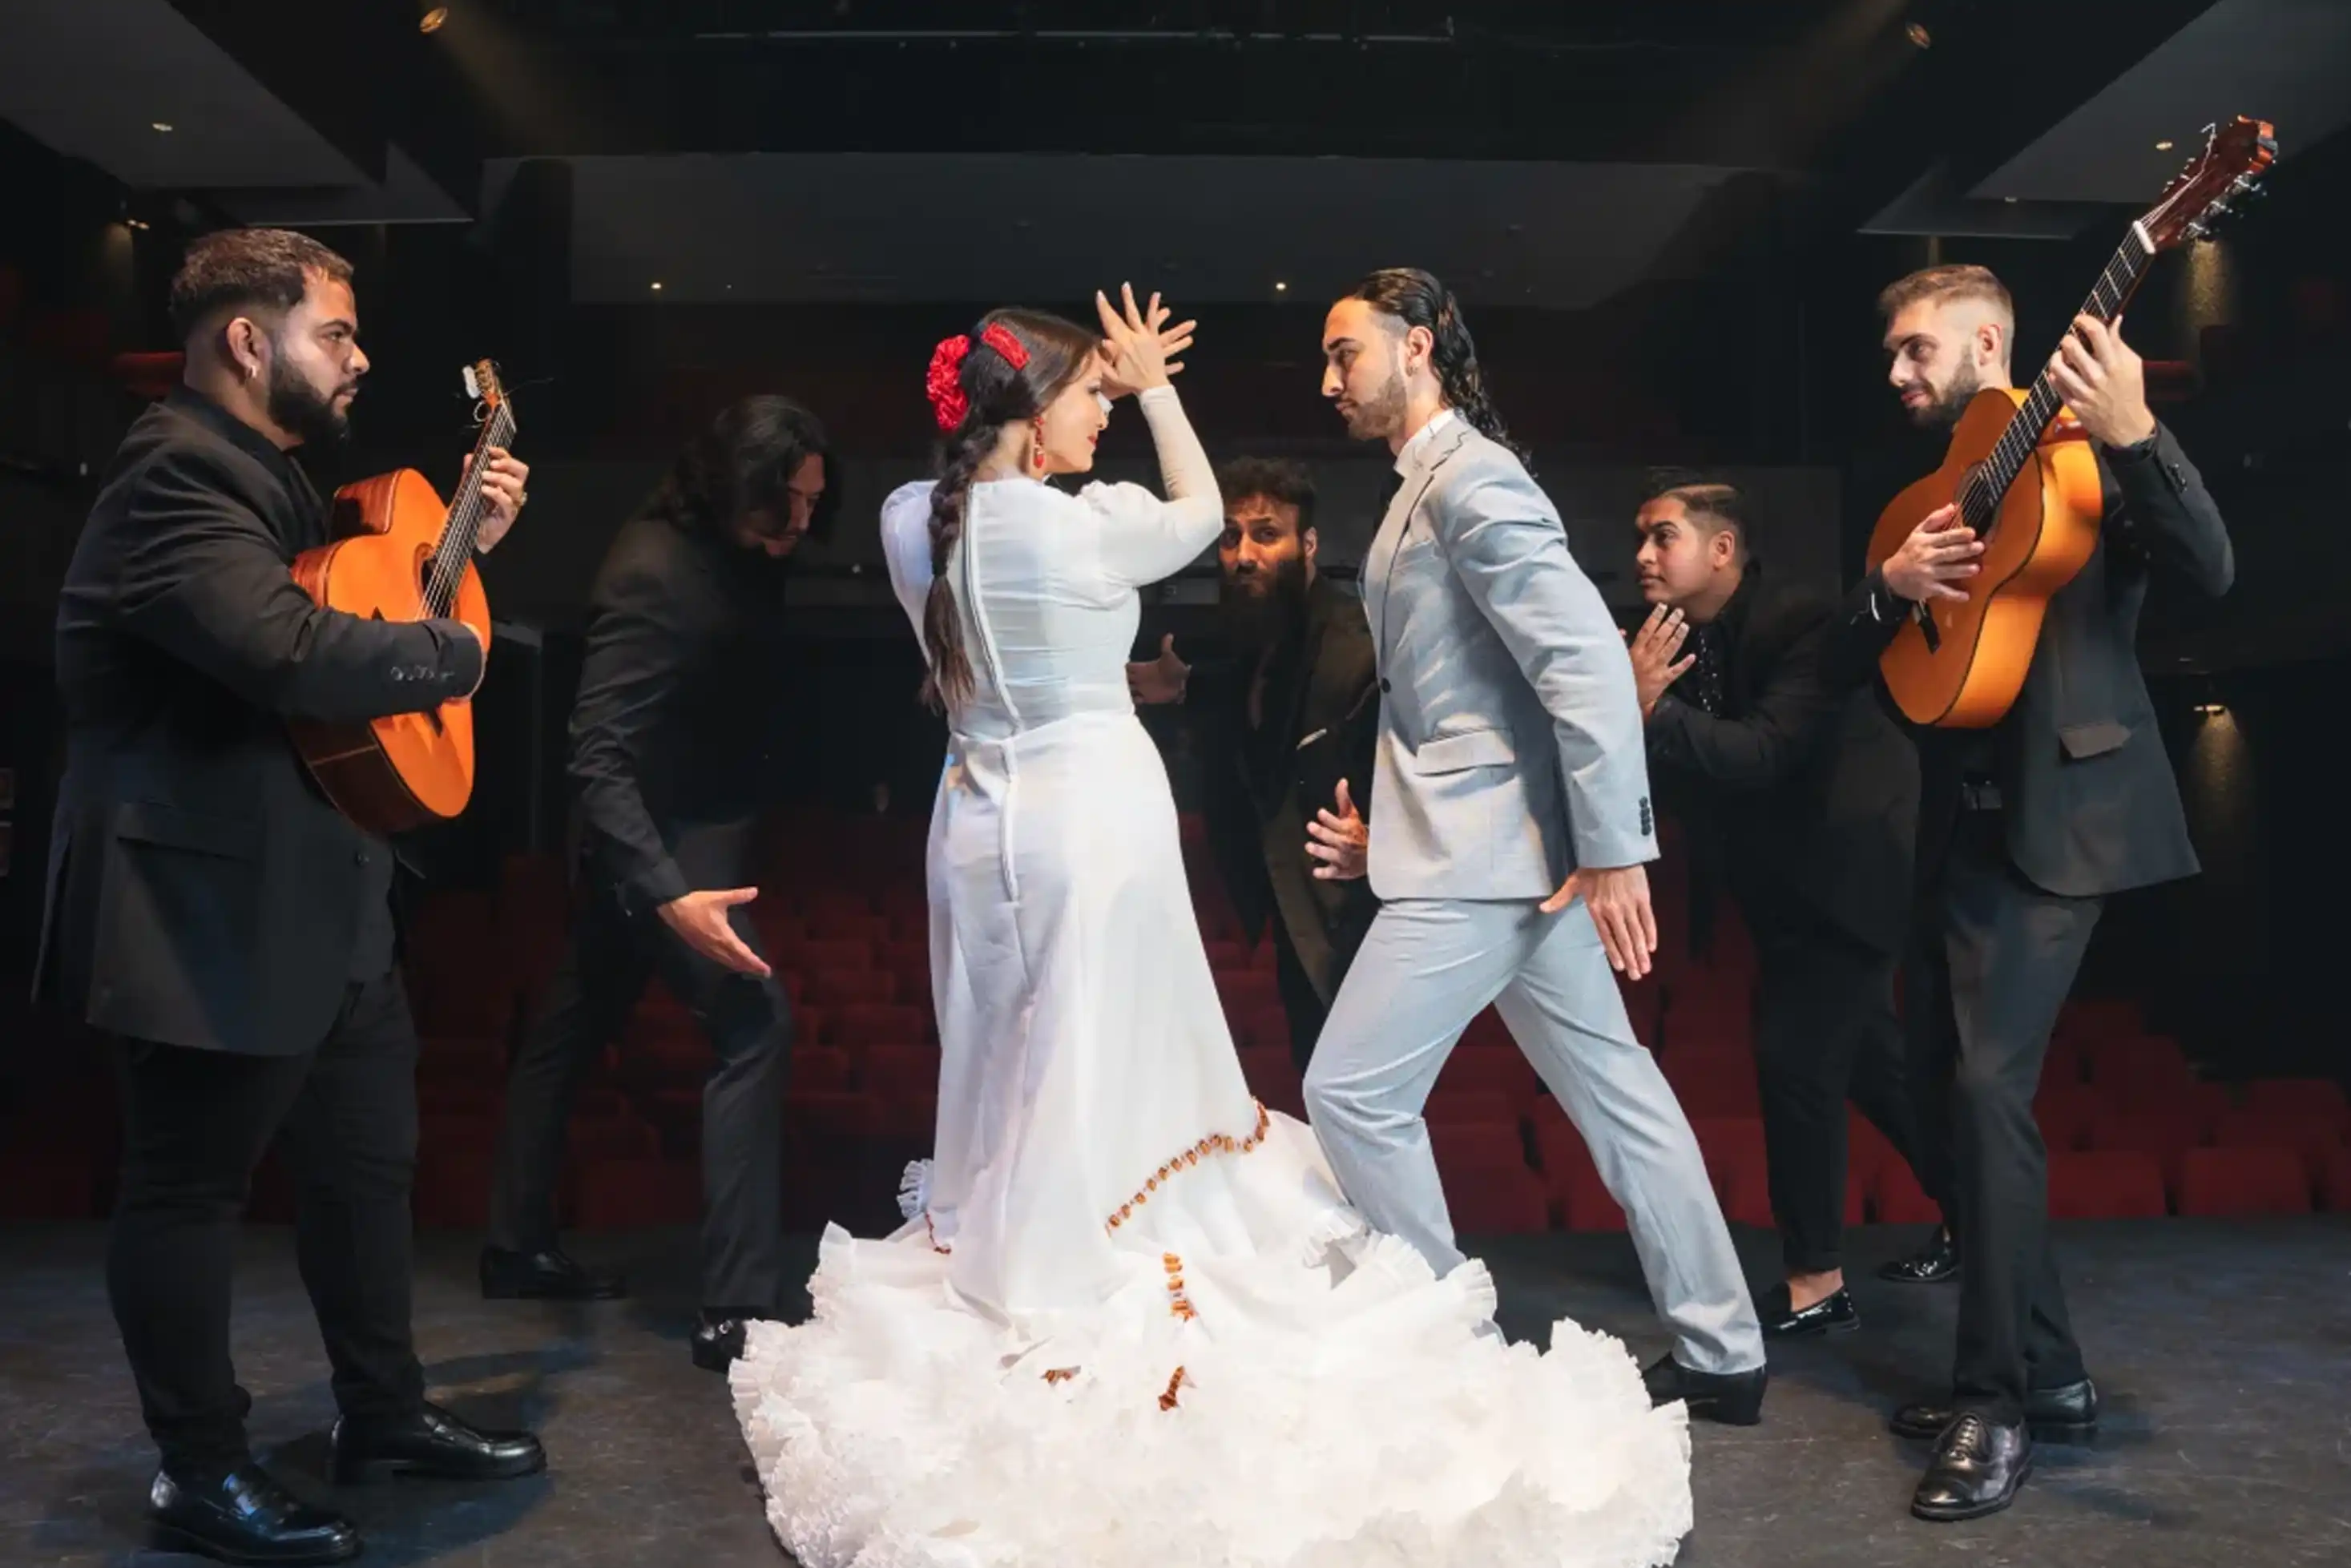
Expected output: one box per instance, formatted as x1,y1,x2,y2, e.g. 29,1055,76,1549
288,468,490,833
1865,388,2105,728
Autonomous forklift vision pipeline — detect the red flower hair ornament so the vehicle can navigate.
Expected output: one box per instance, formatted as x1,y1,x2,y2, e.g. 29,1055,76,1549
924,322,1030,432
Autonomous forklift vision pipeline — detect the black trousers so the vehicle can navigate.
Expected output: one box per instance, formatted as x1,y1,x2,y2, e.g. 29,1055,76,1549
1750,905,1938,1275
489,822,792,1311
107,971,426,1479
1912,806,2099,1423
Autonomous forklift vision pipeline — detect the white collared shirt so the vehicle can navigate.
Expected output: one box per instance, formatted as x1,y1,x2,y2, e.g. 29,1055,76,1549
1392,407,1460,478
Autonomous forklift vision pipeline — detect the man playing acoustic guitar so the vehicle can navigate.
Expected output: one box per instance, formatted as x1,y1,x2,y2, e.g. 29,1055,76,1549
39,228,542,1566
1839,264,2232,1522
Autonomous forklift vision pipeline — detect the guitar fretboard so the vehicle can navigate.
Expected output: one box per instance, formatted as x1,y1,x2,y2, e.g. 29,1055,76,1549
1961,222,2154,534
422,398,517,619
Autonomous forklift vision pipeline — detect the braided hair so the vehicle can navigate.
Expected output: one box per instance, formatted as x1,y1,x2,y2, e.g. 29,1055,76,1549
1344,268,1526,462
923,308,1100,709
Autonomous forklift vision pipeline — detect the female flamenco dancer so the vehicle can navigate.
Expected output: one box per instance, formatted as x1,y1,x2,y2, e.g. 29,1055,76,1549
727,287,1693,1567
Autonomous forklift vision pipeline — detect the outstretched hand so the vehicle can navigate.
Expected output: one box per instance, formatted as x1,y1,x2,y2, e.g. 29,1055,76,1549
657,888,771,977
1096,284,1195,398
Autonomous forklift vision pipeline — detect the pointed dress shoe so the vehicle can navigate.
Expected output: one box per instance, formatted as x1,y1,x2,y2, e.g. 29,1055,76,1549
1877,1227,1961,1285
147,1463,361,1566
1643,1355,1768,1425
1760,1283,1860,1339
479,1244,627,1300
1893,1377,2099,1442
692,1307,754,1373
1912,1411,2033,1522
330,1401,546,1484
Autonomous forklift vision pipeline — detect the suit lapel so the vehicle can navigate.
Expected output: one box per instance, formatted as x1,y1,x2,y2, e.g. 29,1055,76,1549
1366,420,1474,666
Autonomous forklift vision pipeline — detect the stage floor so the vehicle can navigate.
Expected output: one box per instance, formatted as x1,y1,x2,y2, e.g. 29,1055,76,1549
2,1219,2345,1566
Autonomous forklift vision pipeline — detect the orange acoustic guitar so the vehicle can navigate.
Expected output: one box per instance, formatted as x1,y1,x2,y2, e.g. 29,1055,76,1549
288,360,513,832
1865,115,2275,728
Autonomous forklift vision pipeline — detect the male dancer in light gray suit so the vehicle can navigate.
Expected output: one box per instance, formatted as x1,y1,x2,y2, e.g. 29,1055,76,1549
1301,268,1768,1422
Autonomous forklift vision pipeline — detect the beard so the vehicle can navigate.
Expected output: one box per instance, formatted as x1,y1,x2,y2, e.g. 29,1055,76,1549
1219,553,1311,651
1342,369,1409,443
266,355,353,445
1910,358,1982,431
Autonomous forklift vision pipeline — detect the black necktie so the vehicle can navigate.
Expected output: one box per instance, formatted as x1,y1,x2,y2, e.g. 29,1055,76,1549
1378,470,1404,513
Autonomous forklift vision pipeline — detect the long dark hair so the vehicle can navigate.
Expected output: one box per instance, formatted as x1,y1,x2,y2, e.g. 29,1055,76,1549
648,395,836,542
1345,268,1526,462
924,308,1099,708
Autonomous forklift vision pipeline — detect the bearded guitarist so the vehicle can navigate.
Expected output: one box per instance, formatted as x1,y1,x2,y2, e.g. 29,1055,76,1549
1837,264,2232,1522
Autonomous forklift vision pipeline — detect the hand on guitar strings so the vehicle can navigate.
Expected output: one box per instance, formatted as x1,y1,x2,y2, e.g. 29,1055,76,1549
1625,605,1696,718
463,446,531,552
1305,777,1369,882
1882,503,1983,605
1540,863,1658,982
658,887,773,977
2048,314,2158,450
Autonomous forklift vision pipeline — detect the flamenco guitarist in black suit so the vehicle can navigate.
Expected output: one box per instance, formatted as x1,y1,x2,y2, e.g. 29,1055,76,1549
1843,265,2232,1522
1624,479,1949,1342
38,229,544,1566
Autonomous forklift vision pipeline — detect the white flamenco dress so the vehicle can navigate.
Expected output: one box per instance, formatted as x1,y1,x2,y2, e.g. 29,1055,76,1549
728,385,1692,1567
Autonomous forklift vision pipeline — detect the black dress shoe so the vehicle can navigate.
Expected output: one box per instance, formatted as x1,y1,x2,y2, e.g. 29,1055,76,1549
1877,1227,1960,1285
692,1307,756,1373
1893,1377,2099,1442
147,1464,360,1566
330,1401,546,1484
1912,1412,2033,1522
480,1244,627,1300
1760,1283,1860,1339
1642,1354,1768,1425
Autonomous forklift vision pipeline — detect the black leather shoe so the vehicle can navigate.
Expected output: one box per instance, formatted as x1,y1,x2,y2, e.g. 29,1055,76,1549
1877,1227,1960,1285
1760,1283,1860,1339
692,1308,755,1373
330,1401,546,1484
1893,1377,2099,1442
147,1464,360,1565
1912,1412,2033,1522
480,1244,627,1300
1643,1354,1768,1425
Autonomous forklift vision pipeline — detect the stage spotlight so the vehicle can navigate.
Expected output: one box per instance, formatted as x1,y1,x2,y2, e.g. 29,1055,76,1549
1274,280,1288,293
151,121,175,133
1905,22,1932,48
2156,139,2176,151
420,6,449,33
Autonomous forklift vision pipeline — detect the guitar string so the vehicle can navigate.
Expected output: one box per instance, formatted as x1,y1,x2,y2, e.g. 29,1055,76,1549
422,401,515,619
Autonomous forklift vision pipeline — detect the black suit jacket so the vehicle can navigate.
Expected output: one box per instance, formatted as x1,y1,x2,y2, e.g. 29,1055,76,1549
1837,422,2233,898
1647,567,1918,953
1191,577,1381,1004
35,387,482,1055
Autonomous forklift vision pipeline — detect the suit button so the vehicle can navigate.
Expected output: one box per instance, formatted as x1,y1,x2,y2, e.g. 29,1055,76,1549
1379,678,1392,693
354,850,370,866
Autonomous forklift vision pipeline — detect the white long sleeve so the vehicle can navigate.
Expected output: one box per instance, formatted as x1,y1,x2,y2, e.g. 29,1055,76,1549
1083,384,1224,589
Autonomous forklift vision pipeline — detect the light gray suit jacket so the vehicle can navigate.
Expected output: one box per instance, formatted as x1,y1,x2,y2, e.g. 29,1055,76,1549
1361,417,1658,901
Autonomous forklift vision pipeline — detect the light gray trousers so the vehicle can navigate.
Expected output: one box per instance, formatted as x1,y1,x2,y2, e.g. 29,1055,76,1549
1305,897,1764,1375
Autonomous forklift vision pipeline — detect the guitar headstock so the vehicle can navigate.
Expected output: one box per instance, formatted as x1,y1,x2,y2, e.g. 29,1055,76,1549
460,359,506,415
2141,115,2276,252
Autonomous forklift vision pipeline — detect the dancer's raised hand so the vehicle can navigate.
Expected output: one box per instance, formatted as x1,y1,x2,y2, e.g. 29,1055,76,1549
1096,283,1195,398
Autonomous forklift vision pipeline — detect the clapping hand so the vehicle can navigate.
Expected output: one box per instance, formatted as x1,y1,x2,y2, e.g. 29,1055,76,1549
1095,284,1195,399
1625,606,1696,718
1305,778,1369,881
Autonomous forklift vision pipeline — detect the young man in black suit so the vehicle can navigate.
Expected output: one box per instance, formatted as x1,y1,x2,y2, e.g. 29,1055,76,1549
1627,481,1947,1341
482,397,829,1373
1845,264,2233,1521
38,228,543,1566
1127,458,1378,1069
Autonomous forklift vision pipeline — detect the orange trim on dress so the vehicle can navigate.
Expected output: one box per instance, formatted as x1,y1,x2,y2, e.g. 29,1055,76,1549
1105,1101,1272,1235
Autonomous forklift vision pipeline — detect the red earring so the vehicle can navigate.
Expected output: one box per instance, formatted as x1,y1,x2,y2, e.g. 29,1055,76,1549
1030,418,1048,476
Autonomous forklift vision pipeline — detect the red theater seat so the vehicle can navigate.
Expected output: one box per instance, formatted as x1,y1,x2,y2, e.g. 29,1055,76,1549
2324,1146,2351,1214
1201,939,1250,972
1437,1046,1542,1106
2239,1078,2348,1120
1872,1159,1942,1225
2087,1106,2205,1191
1690,1118,1772,1227
1425,1089,1520,1129
2046,1151,2168,1219
781,938,875,973
573,1158,700,1227
2034,1088,2103,1154
1428,1123,1548,1233
803,969,896,1008
1236,1009,1295,1054
792,1046,855,1095
861,1045,942,1106
1530,1112,1626,1232
1215,970,1283,1015
2212,1109,2346,1184
1460,1009,1514,1052
826,1003,931,1049
2177,1146,2313,1217
807,913,893,949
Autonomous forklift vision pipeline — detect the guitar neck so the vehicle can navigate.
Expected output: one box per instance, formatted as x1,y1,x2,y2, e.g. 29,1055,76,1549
1966,221,2155,529
422,401,517,618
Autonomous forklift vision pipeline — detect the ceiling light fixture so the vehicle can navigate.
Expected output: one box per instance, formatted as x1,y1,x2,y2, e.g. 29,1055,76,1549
2155,139,2175,151
650,281,663,292
419,6,449,33
1904,22,1932,48
151,121,174,133
1274,280,1288,292
125,218,150,231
